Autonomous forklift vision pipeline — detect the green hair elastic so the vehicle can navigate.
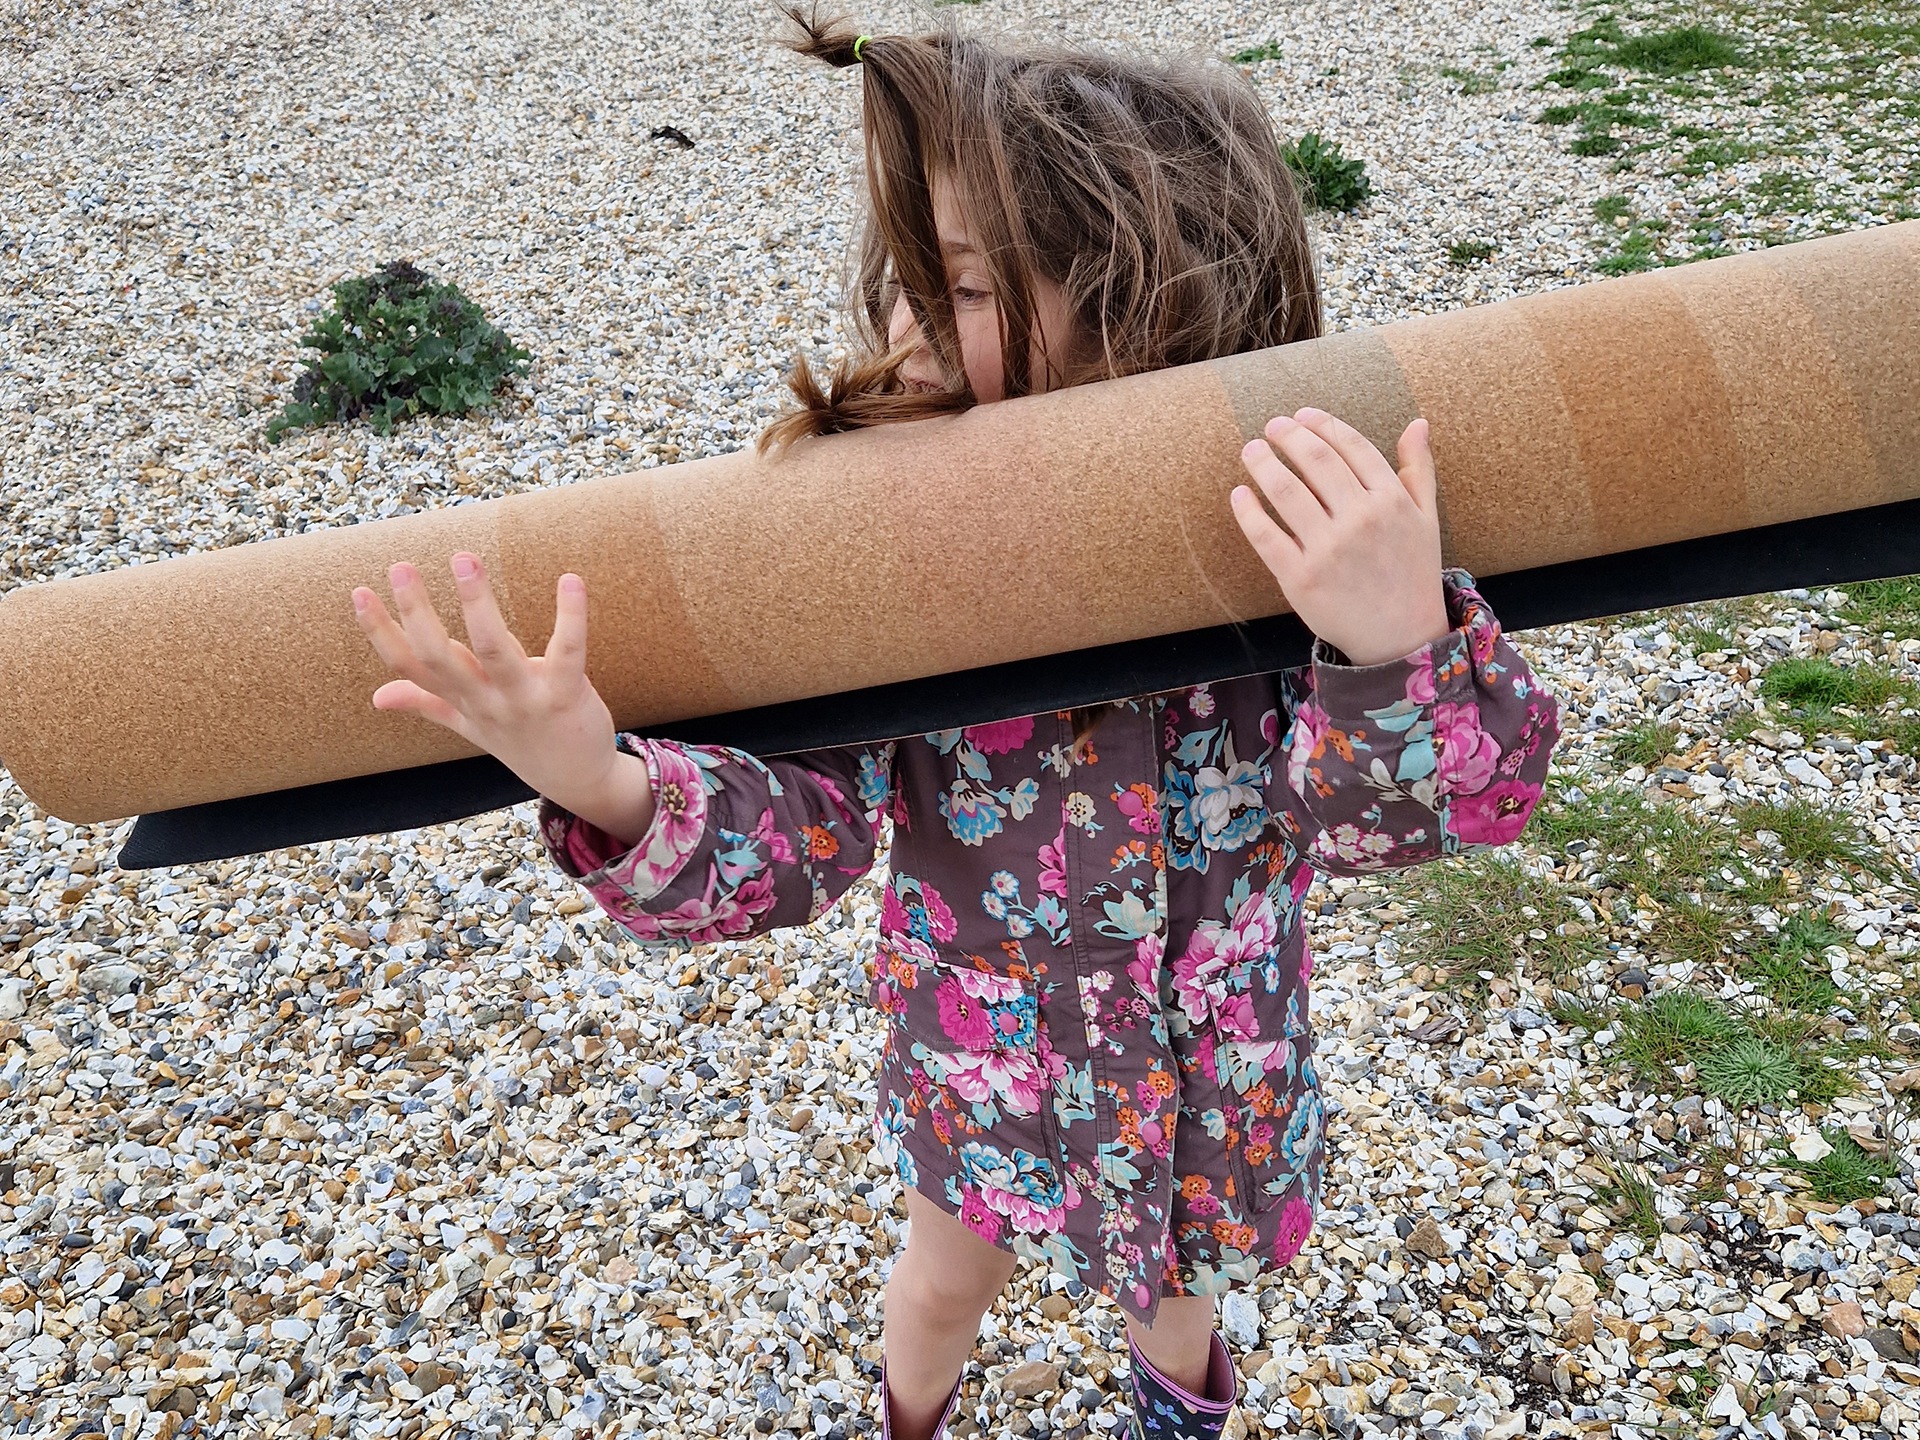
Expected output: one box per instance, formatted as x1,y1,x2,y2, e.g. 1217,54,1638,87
853,34,871,61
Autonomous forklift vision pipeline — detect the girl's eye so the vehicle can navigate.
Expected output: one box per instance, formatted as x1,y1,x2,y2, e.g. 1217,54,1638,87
953,286,992,306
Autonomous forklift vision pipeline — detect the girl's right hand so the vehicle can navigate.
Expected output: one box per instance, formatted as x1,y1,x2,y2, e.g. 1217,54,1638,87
352,554,656,845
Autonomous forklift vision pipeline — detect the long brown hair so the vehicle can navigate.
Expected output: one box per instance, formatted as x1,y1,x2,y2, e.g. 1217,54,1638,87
762,2,1324,753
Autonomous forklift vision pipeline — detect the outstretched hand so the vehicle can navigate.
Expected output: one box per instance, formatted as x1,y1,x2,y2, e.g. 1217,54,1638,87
1230,406,1450,668
352,555,654,842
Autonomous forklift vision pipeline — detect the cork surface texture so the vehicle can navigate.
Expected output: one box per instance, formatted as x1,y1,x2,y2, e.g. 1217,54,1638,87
0,220,1914,823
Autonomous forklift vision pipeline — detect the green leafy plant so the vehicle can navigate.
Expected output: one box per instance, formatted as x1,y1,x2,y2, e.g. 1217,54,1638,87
1740,911,1849,1012
1776,1127,1900,1204
1281,132,1372,212
1232,41,1283,64
1447,238,1495,265
1694,1034,1801,1108
266,260,533,444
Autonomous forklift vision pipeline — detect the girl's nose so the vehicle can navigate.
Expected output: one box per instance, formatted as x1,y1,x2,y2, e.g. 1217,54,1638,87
887,289,924,353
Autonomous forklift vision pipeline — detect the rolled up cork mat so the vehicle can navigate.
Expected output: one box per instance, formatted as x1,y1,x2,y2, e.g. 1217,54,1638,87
0,220,1916,861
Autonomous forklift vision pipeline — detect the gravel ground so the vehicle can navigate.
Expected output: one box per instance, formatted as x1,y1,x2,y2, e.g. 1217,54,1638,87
3,2,1919,1439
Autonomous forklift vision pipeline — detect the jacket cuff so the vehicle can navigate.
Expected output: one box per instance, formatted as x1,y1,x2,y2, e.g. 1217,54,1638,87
537,733,679,901
1308,567,1487,718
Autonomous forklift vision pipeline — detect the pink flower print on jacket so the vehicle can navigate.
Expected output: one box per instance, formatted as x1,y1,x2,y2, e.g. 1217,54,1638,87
965,716,1037,754
1038,829,1069,897
1432,700,1503,793
1451,776,1543,846
1171,891,1278,1033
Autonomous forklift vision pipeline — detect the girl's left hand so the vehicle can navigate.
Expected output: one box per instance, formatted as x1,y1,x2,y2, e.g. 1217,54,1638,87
1230,406,1450,668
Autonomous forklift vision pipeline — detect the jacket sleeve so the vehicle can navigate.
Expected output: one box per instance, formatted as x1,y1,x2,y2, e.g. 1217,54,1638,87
1275,567,1561,875
537,735,896,944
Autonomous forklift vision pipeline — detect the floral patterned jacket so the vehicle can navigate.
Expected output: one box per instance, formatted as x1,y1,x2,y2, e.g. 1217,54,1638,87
541,568,1561,1326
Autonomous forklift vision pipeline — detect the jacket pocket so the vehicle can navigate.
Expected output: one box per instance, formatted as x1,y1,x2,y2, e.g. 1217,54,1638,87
886,948,1068,1216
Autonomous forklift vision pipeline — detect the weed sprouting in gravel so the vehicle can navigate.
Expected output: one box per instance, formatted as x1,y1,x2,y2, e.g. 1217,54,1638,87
1734,796,1913,890
1591,1143,1663,1245
1774,1127,1900,1204
1835,577,1920,640
1611,721,1680,768
1280,132,1372,211
267,260,533,444
1385,853,1602,995
1694,1033,1801,1107
1761,656,1909,709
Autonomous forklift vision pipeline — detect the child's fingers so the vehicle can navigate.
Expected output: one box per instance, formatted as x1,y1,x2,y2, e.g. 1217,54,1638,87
371,678,471,735
449,553,529,680
1229,483,1304,582
354,585,434,683
543,573,590,684
1264,413,1365,514
1396,417,1439,515
1240,435,1329,544
1289,407,1401,494
387,561,482,697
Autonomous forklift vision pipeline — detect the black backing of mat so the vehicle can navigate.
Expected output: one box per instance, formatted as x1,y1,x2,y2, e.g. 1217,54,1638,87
117,495,1920,868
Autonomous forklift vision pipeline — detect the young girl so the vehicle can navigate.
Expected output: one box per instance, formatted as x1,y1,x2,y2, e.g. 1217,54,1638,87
351,8,1563,1439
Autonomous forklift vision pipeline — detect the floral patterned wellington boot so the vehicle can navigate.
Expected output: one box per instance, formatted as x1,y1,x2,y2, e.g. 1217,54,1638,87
879,1358,965,1440
1125,1328,1239,1440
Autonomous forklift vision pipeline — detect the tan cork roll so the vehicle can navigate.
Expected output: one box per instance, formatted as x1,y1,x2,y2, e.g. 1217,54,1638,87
1,219,1915,824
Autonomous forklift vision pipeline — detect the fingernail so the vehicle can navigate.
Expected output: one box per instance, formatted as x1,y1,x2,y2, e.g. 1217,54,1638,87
452,553,478,580
560,574,585,595
352,589,369,613
389,563,412,587
1268,415,1293,430
1295,406,1322,419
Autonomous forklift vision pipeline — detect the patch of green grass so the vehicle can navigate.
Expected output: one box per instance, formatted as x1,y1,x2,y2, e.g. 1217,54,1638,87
1782,910,1851,954
1596,225,1661,272
1447,238,1495,265
1732,796,1909,889
1592,1145,1663,1245
1387,854,1600,992
1675,621,1735,653
1439,63,1504,95
1530,778,1794,966
1761,656,1875,708
1739,911,1849,1013
1591,193,1632,223
1533,1,1918,259
1232,41,1283,64
1834,576,1920,639
1611,721,1681,768
1684,137,1753,169
1611,25,1747,75
1668,1362,1720,1418
1775,1127,1900,1204
1549,990,1612,1034
1612,987,1744,1086
1747,1006,1863,1105
1608,989,1839,1111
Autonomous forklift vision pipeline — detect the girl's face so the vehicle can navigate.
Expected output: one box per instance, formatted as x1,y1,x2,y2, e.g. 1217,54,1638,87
888,177,1073,404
